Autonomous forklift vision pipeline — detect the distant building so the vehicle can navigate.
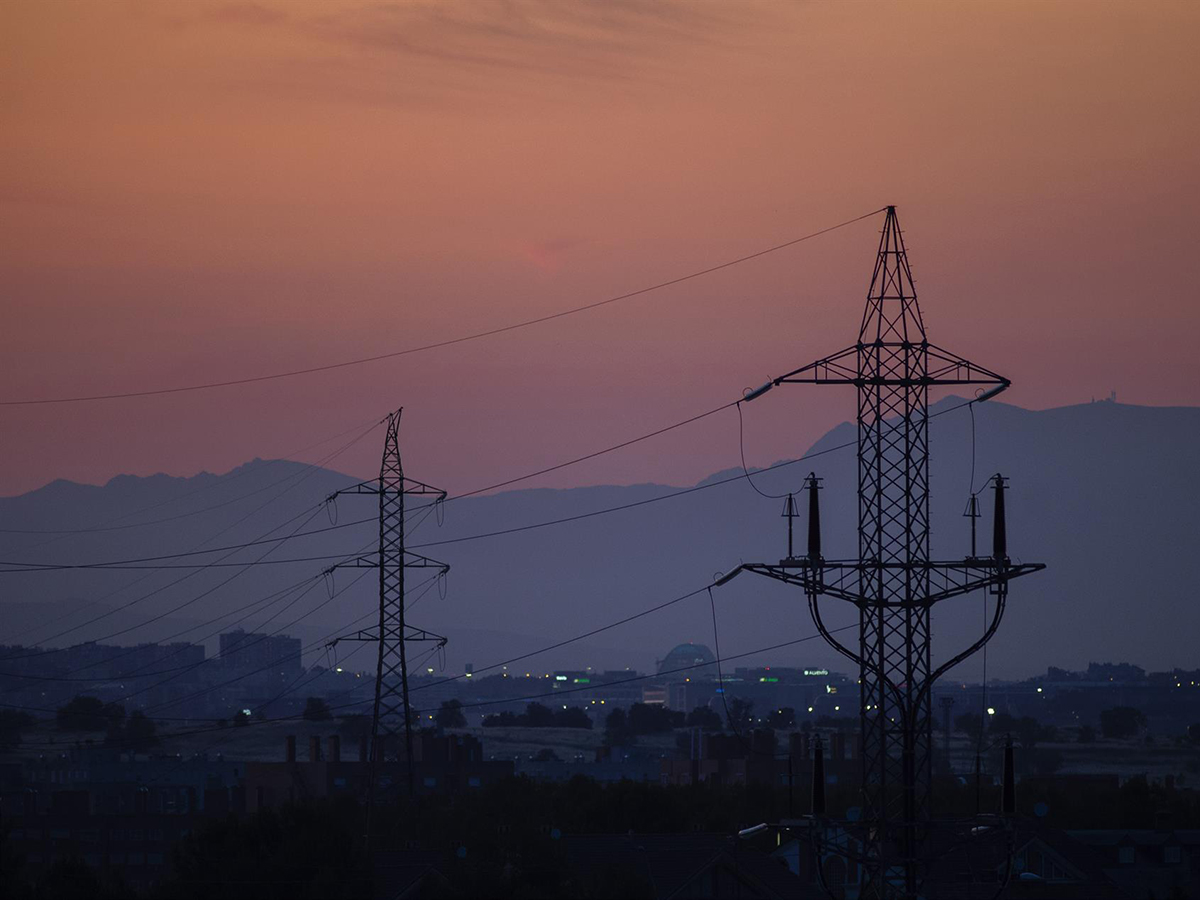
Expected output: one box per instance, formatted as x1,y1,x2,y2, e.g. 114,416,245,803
656,643,716,676
218,629,301,680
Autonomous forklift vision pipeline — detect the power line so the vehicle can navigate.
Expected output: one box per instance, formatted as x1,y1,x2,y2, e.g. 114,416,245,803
0,398,737,572
0,210,884,407
0,397,982,573
736,400,794,500
0,418,846,573
0,578,318,684
412,584,714,694
1,417,383,647
5,570,418,726
0,415,384,536
137,568,382,714
408,625,858,716
446,400,739,501
1,625,855,744
0,505,326,658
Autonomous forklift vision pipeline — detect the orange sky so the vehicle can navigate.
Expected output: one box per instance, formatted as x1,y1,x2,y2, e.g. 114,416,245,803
2,0,1198,497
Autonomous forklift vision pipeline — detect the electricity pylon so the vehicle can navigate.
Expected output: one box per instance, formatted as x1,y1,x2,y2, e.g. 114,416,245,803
327,409,448,798
724,207,1043,898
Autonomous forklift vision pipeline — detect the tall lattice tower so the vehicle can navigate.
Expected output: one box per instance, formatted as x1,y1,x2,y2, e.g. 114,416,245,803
731,207,1043,897
328,409,449,797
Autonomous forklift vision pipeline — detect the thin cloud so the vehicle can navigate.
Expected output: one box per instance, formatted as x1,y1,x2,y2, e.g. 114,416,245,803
169,1,776,107
518,237,588,273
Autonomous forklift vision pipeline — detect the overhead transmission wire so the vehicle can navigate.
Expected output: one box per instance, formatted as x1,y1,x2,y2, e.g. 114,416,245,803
1,494,443,572
4,578,441,753
152,562,445,717
8,563,442,730
1,416,382,574
0,451,446,693
1,393,986,708
0,389,984,718
0,498,446,690
138,567,407,715
7,432,856,737
6,622,859,745
0,209,885,408
3,564,712,721
414,395,977,549
6,568,439,732
127,571,368,712
0,396,983,573
0,477,449,704
1,436,830,573
139,640,442,776
0,396,740,572
0,418,383,650
736,399,796,499
0,505,326,673
143,568,442,724
0,414,384,538
0,577,320,684
411,584,716,694
0,210,899,728
403,624,860,718
0,564,329,685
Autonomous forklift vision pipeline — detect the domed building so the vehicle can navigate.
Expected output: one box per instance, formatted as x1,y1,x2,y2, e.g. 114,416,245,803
656,642,716,675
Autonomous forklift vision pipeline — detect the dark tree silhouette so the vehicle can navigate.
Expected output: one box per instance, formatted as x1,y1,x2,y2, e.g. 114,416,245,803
685,705,723,731
436,699,467,729
56,695,124,732
725,698,754,733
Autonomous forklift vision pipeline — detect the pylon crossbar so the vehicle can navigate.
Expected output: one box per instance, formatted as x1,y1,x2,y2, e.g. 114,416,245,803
744,561,1043,607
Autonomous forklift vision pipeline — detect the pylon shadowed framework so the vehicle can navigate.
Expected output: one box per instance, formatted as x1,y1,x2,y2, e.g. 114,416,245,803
327,409,448,798
728,207,1044,898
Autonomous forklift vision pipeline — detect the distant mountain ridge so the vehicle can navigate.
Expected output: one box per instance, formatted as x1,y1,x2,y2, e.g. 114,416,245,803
1,397,1197,679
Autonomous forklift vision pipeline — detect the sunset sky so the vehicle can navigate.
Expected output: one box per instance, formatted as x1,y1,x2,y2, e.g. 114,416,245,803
3,0,1198,498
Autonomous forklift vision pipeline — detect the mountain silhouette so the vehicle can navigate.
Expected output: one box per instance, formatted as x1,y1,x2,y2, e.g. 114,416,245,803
1,397,1196,680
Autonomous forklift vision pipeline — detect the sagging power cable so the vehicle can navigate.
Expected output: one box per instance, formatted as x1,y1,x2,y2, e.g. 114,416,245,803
1,209,884,407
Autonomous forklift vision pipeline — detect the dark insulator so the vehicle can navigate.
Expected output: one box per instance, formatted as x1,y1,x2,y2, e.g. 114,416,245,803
992,474,1007,561
807,473,822,561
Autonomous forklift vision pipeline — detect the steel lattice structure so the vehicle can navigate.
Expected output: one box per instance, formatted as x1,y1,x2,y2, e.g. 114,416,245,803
328,409,448,796
734,207,1043,898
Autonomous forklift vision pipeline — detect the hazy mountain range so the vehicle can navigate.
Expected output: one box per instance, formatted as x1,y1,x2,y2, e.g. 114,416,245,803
1,397,1196,681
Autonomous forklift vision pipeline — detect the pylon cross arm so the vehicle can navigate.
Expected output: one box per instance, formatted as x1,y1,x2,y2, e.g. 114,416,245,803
925,344,1009,386
775,345,860,385
326,551,450,572
327,477,447,500
740,560,1045,607
333,625,446,645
